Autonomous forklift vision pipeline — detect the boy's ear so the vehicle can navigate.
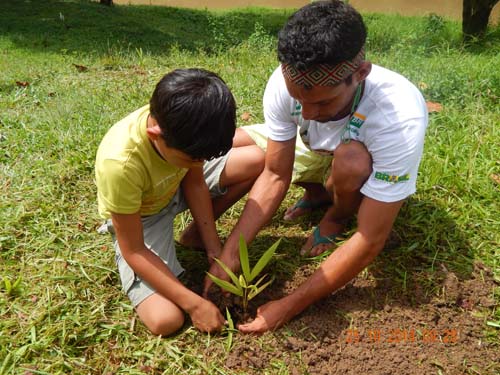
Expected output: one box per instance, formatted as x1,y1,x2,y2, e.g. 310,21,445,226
146,117,162,141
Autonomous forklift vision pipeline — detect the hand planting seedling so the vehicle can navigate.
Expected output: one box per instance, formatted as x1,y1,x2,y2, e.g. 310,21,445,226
207,235,280,316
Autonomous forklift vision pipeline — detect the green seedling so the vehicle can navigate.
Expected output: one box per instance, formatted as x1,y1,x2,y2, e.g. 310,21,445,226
224,308,235,351
207,235,280,314
2,276,23,297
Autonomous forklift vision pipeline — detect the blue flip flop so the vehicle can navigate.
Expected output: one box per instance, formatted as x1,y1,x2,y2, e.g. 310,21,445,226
312,226,338,247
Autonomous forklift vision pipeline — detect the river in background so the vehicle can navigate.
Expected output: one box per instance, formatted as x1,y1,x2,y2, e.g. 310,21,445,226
114,0,499,24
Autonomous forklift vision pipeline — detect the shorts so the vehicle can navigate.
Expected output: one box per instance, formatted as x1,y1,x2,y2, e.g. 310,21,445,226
98,152,229,307
241,123,333,185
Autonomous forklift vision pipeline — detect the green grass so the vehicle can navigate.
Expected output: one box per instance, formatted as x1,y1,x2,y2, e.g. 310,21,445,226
0,1,499,373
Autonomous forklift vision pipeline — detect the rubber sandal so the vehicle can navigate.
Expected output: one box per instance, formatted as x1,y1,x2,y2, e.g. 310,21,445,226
312,225,338,247
284,198,331,221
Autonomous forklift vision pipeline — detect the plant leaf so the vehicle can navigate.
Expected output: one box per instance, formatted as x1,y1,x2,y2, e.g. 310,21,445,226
213,258,240,288
253,274,268,288
239,234,251,281
250,238,281,281
12,276,22,289
248,277,274,301
238,274,247,288
3,277,12,293
205,273,243,296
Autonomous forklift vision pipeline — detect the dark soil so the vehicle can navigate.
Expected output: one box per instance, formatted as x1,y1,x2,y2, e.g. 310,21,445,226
202,261,499,375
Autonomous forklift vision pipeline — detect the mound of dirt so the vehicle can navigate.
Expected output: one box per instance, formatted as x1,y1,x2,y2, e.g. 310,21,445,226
217,262,499,374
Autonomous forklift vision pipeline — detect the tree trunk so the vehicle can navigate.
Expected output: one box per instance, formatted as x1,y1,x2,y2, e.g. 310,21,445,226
100,0,113,6
462,0,499,39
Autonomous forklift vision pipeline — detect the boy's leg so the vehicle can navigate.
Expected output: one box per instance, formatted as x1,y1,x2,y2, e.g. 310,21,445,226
240,124,333,221
179,128,265,247
109,199,188,336
135,293,184,336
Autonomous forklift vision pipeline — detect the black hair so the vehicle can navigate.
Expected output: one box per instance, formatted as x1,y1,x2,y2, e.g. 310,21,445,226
149,68,236,160
278,0,367,70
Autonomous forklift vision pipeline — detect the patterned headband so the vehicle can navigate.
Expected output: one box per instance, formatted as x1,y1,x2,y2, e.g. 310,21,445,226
282,47,365,87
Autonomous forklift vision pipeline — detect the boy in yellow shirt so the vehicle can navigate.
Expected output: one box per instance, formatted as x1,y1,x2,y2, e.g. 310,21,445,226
95,69,264,336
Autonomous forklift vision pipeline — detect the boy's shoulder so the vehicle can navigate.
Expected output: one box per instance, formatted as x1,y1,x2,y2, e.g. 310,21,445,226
96,105,150,162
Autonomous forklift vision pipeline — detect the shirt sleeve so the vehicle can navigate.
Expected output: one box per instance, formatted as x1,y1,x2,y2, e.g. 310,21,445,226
96,158,144,215
361,117,427,202
263,67,298,142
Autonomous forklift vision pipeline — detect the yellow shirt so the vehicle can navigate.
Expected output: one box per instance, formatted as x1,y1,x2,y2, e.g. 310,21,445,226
95,105,187,218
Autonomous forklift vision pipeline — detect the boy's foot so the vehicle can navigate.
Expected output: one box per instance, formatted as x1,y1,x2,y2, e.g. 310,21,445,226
284,198,331,221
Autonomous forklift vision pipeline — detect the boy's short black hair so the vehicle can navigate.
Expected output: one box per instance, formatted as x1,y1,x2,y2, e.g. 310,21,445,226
278,0,367,70
149,68,236,160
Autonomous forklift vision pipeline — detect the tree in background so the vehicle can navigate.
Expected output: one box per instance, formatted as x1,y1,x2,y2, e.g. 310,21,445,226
462,0,499,39
100,0,113,6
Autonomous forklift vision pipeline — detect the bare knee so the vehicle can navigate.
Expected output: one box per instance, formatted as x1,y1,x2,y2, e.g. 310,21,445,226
232,128,257,147
136,294,185,336
145,312,185,336
221,144,265,186
332,141,372,194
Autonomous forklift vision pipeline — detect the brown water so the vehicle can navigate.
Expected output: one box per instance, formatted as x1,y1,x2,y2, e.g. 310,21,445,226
115,0,499,23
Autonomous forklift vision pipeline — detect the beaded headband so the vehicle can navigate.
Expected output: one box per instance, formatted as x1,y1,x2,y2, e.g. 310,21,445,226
282,47,365,87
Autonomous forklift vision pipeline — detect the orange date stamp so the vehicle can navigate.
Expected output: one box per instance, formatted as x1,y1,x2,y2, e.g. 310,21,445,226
344,328,459,344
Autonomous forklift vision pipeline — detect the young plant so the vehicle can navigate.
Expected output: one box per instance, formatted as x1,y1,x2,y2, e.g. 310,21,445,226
207,235,280,314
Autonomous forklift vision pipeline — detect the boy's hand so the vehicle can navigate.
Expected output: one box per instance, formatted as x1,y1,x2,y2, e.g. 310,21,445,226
188,298,225,333
205,247,222,266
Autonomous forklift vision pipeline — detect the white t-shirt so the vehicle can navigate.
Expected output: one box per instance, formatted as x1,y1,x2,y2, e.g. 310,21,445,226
263,64,428,203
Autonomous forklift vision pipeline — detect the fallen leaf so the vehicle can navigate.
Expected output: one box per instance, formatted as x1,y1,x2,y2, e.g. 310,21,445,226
240,112,251,121
426,101,442,113
490,174,500,185
16,81,29,87
73,64,88,72
418,82,428,90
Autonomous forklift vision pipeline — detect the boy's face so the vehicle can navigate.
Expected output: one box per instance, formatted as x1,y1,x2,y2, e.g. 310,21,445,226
146,116,204,169
157,141,204,169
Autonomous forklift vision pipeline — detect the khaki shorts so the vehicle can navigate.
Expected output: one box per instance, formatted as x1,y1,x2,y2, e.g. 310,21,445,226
241,123,332,185
99,153,229,307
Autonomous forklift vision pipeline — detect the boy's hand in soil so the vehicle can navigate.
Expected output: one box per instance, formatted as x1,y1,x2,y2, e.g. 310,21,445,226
238,298,291,334
188,298,225,333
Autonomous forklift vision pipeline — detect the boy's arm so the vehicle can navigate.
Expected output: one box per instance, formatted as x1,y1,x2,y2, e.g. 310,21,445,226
203,137,296,295
181,166,222,263
111,211,225,332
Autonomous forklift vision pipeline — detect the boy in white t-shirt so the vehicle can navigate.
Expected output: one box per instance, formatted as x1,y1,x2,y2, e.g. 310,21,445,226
202,1,428,333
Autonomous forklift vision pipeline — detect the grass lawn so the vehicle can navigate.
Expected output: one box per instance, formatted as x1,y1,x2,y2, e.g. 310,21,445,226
0,1,499,374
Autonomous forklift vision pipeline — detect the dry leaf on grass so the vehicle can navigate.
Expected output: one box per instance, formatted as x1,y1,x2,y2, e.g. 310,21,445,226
240,112,251,122
490,174,500,185
73,63,89,72
426,101,443,113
